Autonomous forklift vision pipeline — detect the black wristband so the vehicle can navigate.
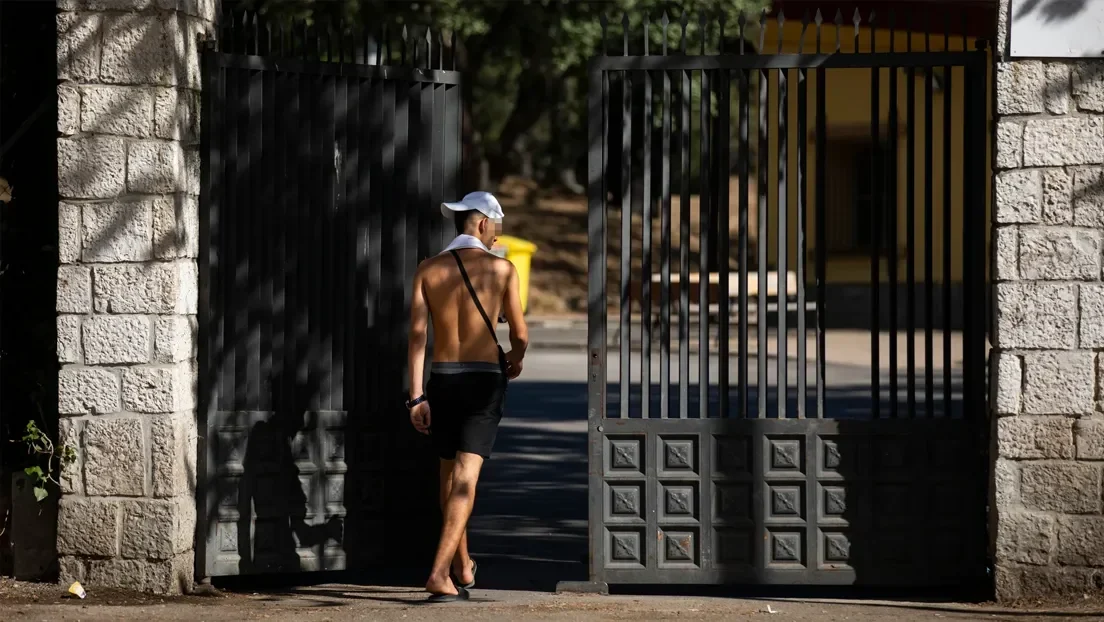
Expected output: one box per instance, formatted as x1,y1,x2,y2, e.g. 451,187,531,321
405,395,427,410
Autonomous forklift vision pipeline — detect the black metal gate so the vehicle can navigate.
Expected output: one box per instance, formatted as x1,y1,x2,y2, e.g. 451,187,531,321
587,10,989,586
197,17,462,577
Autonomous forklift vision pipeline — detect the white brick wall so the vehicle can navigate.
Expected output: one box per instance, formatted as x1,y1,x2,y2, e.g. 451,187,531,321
55,0,214,596
993,0,1104,601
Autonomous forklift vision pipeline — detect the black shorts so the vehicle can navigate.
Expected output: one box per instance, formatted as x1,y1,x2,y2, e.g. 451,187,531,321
426,362,506,460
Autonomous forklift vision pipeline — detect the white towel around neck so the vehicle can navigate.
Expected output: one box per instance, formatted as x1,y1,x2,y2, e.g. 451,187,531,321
440,234,490,254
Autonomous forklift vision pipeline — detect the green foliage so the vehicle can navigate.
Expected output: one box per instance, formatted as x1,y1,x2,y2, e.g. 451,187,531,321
17,419,76,503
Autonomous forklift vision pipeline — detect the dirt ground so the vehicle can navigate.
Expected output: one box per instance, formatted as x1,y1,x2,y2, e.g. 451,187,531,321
4,579,1104,621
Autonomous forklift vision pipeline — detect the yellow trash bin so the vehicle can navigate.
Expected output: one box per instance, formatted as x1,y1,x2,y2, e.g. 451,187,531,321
492,235,538,313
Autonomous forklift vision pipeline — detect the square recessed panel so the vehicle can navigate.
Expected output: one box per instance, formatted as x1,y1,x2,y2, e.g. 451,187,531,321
765,436,804,477
766,483,805,522
767,530,805,568
713,482,751,523
819,530,853,569
816,436,868,478
714,435,750,476
657,435,699,476
872,436,914,472
605,435,645,476
872,532,914,566
930,438,968,473
606,482,646,522
658,481,698,522
605,528,645,568
873,483,914,527
819,484,851,525
659,528,699,568
714,528,753,566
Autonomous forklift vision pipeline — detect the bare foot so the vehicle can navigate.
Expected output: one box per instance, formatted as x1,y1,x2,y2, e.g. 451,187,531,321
425,574,458,596
452,558,475,586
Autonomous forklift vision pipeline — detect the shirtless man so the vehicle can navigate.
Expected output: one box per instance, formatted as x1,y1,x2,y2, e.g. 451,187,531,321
406,191,528,602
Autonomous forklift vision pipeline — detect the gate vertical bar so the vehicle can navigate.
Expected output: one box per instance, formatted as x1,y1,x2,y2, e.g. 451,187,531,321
757,65,768,419
868,13,881,419
924,24,935,419
887,25,899,419
660,33,672,420
718,63,731,419
620,68,632,419
942,38,953,417
700,63,711,418
587,60,608,581
777,62,789,420
642,23,653,419
737,63,750,419
796,26,808,419
680,65,691,419
906,21,918,419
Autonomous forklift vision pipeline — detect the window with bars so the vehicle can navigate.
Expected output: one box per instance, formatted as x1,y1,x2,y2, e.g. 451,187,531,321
823,138,895,256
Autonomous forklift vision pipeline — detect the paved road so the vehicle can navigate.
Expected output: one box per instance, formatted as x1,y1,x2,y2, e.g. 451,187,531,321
465,348,964,591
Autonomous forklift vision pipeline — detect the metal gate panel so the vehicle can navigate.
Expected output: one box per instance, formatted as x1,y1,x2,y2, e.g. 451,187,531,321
587,11,990,587
198,28,462,577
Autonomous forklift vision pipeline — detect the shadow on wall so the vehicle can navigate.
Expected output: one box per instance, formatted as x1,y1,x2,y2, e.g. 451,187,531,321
1012,0,1091,24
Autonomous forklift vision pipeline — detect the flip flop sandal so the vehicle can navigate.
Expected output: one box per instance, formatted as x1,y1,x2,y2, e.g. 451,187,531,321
426,586,470,603
452,559,477,590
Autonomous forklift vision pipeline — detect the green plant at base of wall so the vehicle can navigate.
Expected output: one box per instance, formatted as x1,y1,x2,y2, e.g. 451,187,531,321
16,420,75,503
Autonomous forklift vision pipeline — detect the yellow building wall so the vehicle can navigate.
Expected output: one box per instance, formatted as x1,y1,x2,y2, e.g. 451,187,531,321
737,23,992,287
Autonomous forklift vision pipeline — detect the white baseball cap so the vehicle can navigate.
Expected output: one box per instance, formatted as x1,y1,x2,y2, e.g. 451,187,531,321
441,191,504,221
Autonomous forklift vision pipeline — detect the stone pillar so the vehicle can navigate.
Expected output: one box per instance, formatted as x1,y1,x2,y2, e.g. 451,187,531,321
55,0,215,594
992,0,1104,601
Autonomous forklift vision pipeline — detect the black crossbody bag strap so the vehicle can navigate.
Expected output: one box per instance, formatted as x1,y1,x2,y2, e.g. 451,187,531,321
450,250,508,375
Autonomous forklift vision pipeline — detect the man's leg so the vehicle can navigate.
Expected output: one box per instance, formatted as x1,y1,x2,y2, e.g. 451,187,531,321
438,459,474,584
426,451,484,594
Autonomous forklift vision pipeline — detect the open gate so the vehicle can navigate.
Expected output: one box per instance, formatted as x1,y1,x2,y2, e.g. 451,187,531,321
197,15,462,577
586,9,990,586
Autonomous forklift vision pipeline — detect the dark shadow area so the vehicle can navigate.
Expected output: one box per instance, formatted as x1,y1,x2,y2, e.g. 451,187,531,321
1013,0,1090,24
0,0,60,578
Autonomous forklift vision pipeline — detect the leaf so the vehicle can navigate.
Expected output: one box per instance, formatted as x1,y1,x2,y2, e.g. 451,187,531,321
33,486,48,502
24,466,44,480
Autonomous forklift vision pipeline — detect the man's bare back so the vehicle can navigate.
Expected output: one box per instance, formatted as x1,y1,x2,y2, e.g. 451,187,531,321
418,249,513,364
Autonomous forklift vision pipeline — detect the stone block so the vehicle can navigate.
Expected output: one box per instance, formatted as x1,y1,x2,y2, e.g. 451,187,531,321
58,557,86,586
59,367,120,415
1021,462,1101,513
1076,418,1104,459
1074,62,1104,112
87,0,156,9
93,261,197,314
120,497,193,560
84,416,146,497
995,170,1041,224
996,121,1023,170
1058,516,1104,566
1081,284,1104,348
58,84,79,136
153,195,199,259
993,227,1018,281
127,140,186,194
80,86,153,138
88,552,193,595
57,315,82,364
83,315,151,365
1018,227,1101,280
82,200,154,262
993,352,1022,415
183,147,200,196
1073,167,1104,228
58,418,82,495
154,315,196,363
1023,351,1095,415
1023,117,1104,167
994,458,1018,509
151,412,195,498
123,363,195,413
997,416,1073,459
59,202,81,264
1008,565,1092,601
100,14,182,87
57,497,120,557
994,283,1077,349
1042,167,1073,224
997,61,1045,114
996,511,1055,565
1045,63,1071,114
57,13,101,82
57,265,92,314
58,137,126,200
154,88,198,141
